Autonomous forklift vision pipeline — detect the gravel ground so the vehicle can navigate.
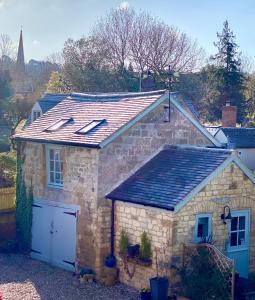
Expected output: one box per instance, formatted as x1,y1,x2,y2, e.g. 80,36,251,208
0,254,139,300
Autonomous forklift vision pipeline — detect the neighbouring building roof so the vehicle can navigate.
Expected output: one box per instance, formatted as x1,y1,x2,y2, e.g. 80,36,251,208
38,93,69,113
216,127,255,148
14,90,166,148
107,146,233,211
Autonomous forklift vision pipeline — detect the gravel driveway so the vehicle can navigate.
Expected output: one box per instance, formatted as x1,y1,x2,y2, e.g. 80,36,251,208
0,254,139,300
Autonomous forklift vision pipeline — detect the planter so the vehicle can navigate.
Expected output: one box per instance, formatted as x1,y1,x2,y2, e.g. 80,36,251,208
140,291,151,300
104,255,116,268
127,244,140,258
150,276,169,300
139,258,152,267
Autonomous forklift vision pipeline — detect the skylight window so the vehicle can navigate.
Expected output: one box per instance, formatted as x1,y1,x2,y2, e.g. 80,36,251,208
45,118,73,132
76,119,106,134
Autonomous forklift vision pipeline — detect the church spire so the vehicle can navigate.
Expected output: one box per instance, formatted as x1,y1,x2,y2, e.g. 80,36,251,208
16,29,25,74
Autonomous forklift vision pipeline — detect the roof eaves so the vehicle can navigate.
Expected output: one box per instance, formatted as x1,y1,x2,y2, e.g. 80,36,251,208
170,95,222,147
106,195,175,211
99,92,168,148
13,136,101,149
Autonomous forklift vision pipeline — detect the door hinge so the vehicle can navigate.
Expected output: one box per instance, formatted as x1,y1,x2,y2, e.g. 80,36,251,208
63,260,75,267
32,204,42,208
31,249,41,254
63,211,77,218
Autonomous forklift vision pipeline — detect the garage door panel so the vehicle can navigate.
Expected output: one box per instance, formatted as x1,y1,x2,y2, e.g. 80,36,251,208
52,207,76,271
31,202,77,272
31,205,52,262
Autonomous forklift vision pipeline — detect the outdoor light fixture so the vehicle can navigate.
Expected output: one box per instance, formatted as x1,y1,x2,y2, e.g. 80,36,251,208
221,205,232,224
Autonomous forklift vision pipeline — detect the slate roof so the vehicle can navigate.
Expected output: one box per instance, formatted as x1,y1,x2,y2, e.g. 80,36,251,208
219,127,255,148
38,93,69,113
14,90,165,148
107,146,231,210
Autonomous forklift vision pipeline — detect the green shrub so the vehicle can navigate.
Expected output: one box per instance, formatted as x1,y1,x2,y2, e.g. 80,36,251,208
180,247,230,300
119,230,129,254
140,232,151,260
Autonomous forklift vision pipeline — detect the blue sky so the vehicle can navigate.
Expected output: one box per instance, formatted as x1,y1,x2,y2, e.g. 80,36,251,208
0,0,254,61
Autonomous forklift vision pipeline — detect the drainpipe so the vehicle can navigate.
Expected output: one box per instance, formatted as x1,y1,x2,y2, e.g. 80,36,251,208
111,200,115,256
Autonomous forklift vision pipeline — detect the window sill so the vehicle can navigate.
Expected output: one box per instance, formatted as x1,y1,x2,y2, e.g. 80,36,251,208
47,184,63,190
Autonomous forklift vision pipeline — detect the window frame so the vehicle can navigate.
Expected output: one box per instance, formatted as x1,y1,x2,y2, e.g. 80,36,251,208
32,110,41,122
194,213,212,243
46,146,64,188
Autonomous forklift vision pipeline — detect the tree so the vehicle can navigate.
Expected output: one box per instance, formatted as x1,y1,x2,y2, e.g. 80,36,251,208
46,71,71,93
211,20,245,122
63,7,205,92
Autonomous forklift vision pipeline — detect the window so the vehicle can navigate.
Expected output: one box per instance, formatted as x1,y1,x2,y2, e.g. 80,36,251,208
76,119,106,134
47,148,63,187
32,110,41,121
194,214,212,242
45,118,73,132
230,215,246,247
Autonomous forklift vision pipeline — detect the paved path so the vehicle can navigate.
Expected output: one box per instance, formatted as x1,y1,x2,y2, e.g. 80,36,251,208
0,254,139,300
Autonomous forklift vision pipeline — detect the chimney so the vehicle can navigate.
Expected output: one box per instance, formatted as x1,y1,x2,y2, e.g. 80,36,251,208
222,104,237,127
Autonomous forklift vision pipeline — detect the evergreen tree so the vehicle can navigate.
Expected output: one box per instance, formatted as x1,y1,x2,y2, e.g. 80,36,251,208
211,20,245,123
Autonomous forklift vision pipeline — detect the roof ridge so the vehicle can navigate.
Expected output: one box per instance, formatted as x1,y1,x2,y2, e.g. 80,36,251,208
163,144,232,154
69,90,166,100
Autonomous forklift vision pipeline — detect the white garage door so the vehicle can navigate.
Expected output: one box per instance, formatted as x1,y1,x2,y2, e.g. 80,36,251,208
31,201,78,271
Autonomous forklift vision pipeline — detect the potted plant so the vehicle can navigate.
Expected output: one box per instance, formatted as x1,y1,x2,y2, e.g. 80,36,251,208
119,230,129,255
140,287,151,300
104,255,116,268
150,248,169,300
140,232,152,265
127,244,140,258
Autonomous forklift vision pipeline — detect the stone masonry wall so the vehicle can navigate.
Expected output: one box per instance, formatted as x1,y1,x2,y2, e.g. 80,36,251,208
114,201,174,290
22,142,102,272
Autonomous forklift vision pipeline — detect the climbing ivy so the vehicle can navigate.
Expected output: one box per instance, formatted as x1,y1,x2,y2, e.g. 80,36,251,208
16,142,33,253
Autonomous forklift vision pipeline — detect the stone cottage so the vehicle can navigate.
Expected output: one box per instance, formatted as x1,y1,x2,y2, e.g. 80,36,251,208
13,90,255,291
107,145,255,289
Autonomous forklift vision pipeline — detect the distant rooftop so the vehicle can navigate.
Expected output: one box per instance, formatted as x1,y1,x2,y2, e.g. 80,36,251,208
218,127,255,148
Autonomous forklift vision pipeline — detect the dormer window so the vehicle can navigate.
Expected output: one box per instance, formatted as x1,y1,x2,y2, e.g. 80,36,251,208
32,110,41,121
76,119,106,134
45,118,73,132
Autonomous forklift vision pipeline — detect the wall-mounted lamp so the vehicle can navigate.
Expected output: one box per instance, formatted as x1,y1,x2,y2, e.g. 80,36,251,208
221,206,232,224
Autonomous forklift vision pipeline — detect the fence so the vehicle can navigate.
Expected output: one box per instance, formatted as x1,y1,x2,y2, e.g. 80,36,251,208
183,243,235,300
0,187,15,210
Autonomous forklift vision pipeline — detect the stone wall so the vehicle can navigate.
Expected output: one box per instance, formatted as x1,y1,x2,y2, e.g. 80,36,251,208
22,142,102,272
114,162,255,291
114,201,173,289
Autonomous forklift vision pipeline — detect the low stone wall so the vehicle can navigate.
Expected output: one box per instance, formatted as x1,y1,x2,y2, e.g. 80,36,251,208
115,201,173,290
